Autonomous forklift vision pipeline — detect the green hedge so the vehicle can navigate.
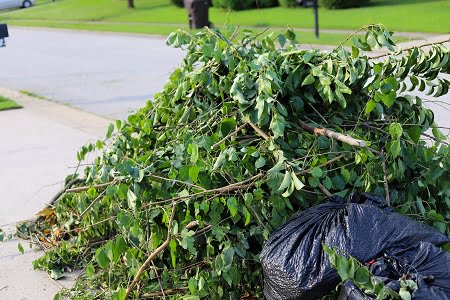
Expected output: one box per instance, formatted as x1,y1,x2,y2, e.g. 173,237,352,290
212,0,278,10
319,0,370,9
170,0,184,7
279,0,298,7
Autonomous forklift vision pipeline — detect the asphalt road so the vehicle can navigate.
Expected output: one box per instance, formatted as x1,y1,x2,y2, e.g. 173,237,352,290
0,27,185,119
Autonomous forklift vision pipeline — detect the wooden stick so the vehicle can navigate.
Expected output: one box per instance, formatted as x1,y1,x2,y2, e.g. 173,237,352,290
125,204,177,299
318,183,333,197
300,121,367,147
247,121,270,141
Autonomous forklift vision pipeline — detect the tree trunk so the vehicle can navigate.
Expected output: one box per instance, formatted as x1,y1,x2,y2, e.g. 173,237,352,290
128,0,135,8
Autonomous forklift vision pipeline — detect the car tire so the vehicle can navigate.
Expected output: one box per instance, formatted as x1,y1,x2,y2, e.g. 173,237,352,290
23,0,32,8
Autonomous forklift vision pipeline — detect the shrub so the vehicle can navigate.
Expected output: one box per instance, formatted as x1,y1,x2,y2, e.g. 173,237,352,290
279,0,298,7
212,0,278,10
212,0,253,10
255,0,279,8
320,0,370,9
170,0,184,8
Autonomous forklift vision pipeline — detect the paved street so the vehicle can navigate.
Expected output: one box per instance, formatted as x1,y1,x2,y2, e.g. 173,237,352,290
0,88,110,299
0,27,185,119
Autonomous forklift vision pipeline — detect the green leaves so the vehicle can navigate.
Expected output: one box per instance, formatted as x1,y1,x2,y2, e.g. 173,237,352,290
95,248,109,269
269,113,286,139
18,242,24,254
388,123,403,139
302,74,315,86
227,197,238,217
324,246,400,300
188,143,199,164
311,167,323,178
106,123,114,139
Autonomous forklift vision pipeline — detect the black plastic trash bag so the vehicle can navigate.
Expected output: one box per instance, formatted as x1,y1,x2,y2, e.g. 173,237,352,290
338,242,450,300
338,280,370,300
260,193,450,300
386,242,450,299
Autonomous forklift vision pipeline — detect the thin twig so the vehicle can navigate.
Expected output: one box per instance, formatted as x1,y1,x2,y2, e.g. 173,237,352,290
142,174,264,208
295,154,346,176
335,26,368,51
212,123,248,149
422,133,449,145
47,273,64,289
125,204,177,299
300,121,367,147
229,25,240,41
193,224,212,237
141,287,189,298
66,181,114,193
79,189,108,218
243,27,270,47
369,38,450,60
381,152,390,206
151,261,166,299
318,183,333,197
247,121,270,141
147,174,206,191
308,103,328,124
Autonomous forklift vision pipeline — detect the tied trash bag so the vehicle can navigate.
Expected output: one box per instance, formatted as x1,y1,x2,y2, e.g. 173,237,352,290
338,242,450,300
260,193,450,300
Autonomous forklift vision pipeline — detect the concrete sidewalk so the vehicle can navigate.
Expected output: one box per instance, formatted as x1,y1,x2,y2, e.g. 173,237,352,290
0,87,110,299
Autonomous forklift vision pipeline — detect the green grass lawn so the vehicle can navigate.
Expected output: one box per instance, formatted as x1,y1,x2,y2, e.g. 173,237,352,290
0,0,448,44
0,96,22,111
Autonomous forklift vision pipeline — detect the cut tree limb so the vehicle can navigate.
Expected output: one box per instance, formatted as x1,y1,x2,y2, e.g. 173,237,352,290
247,121,270,141
318,183,333,197
300,121,367,147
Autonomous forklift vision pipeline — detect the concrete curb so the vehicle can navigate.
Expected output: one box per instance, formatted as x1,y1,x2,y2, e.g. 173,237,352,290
0,86,113,137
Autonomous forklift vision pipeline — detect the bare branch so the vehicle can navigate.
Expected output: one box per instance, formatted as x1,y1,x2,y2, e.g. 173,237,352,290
80,189,108,218
318,183,333,197
212,123,248,149
295,154,346,176
369,38,450,60
247,121,270,141
66,181,114,193
300,121,367,147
